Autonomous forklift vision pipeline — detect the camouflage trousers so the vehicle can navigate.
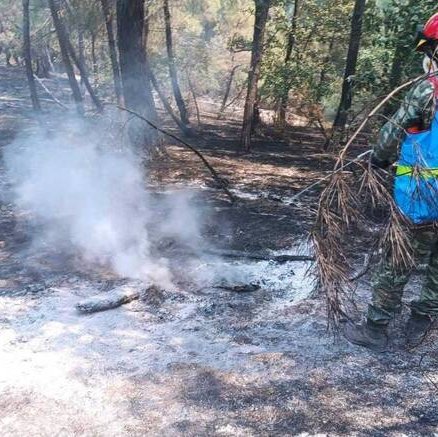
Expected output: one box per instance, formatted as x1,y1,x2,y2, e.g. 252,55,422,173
368,228,438,325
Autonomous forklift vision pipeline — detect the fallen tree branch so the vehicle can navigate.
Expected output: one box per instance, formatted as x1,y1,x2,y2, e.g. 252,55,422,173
76,285,142,314
216,283,261,293
205,248,315,263
114,104,236,203
33,74,68,109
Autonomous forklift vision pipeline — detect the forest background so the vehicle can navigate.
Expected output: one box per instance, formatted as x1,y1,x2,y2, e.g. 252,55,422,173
2,0,437,151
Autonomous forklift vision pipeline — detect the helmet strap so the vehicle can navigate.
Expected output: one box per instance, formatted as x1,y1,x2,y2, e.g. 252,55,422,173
424,43,438,64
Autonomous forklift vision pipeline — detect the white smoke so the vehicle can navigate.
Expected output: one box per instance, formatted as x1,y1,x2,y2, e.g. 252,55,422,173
4,118,203,288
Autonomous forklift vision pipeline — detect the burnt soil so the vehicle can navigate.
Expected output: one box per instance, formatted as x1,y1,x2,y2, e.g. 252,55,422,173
1,66,438,436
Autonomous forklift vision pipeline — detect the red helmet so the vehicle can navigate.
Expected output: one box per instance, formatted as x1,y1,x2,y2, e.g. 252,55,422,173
417,13,438,52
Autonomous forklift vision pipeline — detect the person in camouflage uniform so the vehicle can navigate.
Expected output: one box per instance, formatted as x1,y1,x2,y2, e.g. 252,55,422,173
345,13,438,351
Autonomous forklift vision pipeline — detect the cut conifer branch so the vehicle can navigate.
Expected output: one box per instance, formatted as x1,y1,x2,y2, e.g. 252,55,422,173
311,71,438,329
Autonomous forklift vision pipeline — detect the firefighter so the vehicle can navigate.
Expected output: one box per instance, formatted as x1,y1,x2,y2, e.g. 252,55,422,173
345,13,438,351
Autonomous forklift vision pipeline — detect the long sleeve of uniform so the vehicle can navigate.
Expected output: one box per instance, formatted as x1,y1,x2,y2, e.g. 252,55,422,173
373,80,435,164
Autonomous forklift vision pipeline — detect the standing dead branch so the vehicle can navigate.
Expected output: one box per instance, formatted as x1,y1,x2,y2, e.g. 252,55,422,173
218,64,241,120
187,73,201,126
148,63,193,136
115,105,235,203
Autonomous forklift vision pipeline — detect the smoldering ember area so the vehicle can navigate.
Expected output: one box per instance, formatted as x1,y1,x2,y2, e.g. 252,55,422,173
1,1,438,435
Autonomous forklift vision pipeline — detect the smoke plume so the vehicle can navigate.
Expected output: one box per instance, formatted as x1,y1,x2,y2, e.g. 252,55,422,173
4,118,203,288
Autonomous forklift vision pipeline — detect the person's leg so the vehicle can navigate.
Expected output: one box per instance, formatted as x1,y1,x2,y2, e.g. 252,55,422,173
345,254,410,351
407,229,438,345
345,231,427,351
367,255,411,326
411,230,438,316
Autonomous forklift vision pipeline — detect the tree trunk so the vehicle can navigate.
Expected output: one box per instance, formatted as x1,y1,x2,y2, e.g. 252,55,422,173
277,0,300,126
78,28,86,86
148,62,193,135
5,50,12,67
240,0,271,152
46,45,55,73
316,33,336,102
381,41,405,117
22,0,41,111
117,0,159,149
187,73,201,126
163,0,190,127
65,32,102,111
389,45,404,87
388,0,417,92
218,64,240,120
35,46,51,78
100,0,123,104
332,0,366,130
91,32,99,86
48,0,83,113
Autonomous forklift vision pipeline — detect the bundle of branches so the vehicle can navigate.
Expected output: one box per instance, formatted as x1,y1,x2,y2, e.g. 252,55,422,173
310,73,438,329
312,160,416,328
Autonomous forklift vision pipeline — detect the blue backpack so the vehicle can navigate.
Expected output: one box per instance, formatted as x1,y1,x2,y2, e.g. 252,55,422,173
394,90,438,224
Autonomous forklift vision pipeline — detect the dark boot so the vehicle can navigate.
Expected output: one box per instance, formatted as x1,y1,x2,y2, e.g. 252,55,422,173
406,313,433,347
344,320,388,352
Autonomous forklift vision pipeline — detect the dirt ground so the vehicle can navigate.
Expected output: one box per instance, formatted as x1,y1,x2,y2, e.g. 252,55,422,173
1,66,438,436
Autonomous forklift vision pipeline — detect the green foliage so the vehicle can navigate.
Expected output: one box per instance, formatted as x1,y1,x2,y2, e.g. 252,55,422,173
261,0,353,116
147,0,253,99
3,0,438,123
259,0,437,121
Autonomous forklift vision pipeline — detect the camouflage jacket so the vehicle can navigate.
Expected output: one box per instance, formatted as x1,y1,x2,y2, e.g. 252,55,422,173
373,79,436,164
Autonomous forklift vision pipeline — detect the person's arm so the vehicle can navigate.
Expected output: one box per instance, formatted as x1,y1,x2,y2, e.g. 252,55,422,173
372,80,435,167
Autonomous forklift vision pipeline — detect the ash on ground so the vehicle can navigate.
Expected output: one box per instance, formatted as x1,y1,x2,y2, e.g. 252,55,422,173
1,66,438,436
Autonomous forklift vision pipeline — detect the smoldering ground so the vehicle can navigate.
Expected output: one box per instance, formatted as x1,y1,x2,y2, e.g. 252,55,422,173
3,117,209,289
